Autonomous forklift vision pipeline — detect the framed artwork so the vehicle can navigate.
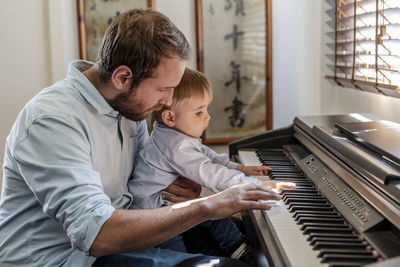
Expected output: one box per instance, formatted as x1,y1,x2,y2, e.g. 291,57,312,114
196,0,272,144
77,0,155,61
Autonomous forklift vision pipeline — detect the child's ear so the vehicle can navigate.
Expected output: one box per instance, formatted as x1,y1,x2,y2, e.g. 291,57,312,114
162,109,175,127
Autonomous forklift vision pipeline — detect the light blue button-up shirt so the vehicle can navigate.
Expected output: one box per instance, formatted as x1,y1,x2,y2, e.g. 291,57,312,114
0,60,149,266
129,122,257,209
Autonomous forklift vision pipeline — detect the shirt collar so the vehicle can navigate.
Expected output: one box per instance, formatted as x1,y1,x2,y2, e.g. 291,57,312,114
67,60,117,116
153,121,202,142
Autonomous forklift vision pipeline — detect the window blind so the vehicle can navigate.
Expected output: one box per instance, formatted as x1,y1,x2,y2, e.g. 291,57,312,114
326,0,400,97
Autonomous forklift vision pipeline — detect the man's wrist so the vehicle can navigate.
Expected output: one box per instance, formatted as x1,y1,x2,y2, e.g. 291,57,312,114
237,164,245,172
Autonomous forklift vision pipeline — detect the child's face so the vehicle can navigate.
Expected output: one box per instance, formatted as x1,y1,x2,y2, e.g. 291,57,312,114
172,94,212,138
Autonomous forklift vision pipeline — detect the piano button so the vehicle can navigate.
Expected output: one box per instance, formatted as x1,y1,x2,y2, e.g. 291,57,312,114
302,226,353,235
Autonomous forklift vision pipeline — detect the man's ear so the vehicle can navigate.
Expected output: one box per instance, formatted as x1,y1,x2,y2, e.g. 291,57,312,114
162,109,176,127
111,65,132,90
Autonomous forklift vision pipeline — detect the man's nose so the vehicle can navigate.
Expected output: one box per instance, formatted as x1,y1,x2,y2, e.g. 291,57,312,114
160,89,174,106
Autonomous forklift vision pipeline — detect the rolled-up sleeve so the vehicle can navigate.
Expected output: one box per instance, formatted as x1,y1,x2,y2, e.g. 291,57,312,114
13,116,115,253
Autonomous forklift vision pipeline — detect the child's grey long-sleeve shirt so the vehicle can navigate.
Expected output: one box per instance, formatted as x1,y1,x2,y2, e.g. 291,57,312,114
128,122,257,209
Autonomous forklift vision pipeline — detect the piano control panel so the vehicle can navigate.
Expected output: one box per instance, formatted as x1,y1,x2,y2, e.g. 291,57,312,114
299,153,384,232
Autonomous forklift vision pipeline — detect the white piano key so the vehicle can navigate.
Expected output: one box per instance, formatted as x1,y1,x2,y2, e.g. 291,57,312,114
262,204,328,267
239,150,263,166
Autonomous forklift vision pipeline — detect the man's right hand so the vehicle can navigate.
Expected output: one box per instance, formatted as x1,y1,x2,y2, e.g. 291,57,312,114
199,183,282,220
90,182,281,257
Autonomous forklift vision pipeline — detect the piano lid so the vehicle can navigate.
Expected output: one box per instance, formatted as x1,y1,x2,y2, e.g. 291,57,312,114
294,113,381,136
335,121,400,167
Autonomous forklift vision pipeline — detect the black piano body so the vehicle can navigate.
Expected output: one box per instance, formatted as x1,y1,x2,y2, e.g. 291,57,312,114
229,114,400,267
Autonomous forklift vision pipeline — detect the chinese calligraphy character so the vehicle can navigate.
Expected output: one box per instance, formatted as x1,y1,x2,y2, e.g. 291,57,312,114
224,24,244,50
108,11,121,25
208,3,215,16
225,61,248,94
224,0,245,16
224,96,247,128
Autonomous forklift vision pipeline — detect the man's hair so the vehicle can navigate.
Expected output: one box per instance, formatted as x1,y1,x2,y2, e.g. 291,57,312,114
153,67,212,122
97,9,191,89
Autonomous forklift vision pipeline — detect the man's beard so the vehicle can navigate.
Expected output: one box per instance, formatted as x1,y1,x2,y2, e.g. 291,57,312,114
107,89,163,121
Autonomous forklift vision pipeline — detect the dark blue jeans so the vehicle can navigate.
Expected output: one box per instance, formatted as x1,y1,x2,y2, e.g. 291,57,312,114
156,218,245,256
92,218,247,266
92,247,247,267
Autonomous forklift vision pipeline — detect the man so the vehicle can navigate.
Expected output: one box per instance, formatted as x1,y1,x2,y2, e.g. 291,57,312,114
0,9,280,266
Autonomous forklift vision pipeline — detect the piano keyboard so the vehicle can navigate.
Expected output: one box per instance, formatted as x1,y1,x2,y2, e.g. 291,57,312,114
239,149,380,267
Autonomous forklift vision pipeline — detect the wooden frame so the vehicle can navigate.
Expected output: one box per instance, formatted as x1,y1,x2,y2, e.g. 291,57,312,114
77,0,155,61
196,0,273,145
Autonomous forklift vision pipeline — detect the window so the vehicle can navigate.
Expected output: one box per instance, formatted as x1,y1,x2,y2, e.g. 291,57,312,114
326,0,400,97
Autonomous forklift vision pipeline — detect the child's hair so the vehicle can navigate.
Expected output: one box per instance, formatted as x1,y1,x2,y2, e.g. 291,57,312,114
153,67,212,122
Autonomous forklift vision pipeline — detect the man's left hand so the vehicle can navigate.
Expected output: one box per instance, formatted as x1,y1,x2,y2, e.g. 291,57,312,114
162,176,201,203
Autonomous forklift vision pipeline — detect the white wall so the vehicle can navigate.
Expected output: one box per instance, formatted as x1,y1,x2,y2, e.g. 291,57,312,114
272,0,322,128
320,0,400,123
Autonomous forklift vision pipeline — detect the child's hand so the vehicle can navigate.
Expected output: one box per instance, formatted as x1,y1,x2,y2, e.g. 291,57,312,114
237,164,271,176
257,180,296,193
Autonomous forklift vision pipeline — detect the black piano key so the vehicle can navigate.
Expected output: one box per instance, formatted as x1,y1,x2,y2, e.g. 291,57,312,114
262,156,293,162
303,226,353,235
328,261,370,267
282,188,318,194
283,192,320,197
289,205,333,213
313,241,366,250
275,179,306,184
306,233,358,241
293,211,340,219
310,237,362,246
269,168,300,173
263,162,294,166
300,223,350,231
294,213,341,219
283,194,324,200
317,248,373,257
269,172,304,176
282,194,327,202
270,174,304,178
284,197,326,204
321,254,378,263
296,184,314,190
297,217,345,224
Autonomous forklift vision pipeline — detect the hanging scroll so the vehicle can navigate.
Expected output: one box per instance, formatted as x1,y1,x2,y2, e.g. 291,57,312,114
196,0,272,144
